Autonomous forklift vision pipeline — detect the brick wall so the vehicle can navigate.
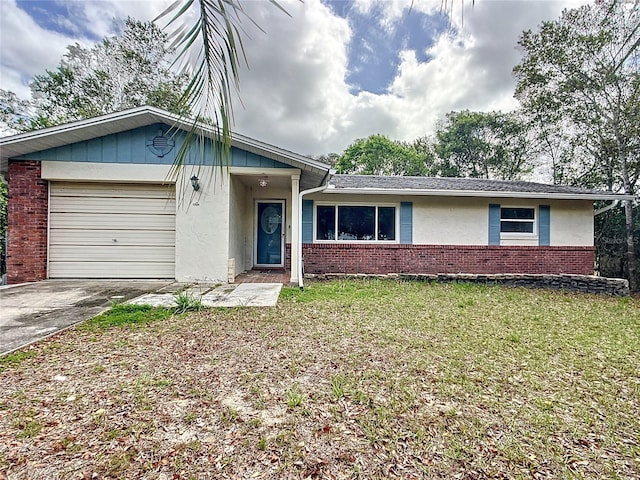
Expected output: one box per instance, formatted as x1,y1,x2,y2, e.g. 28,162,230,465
302,244,595,276
7,160,48,284
285,243,291,270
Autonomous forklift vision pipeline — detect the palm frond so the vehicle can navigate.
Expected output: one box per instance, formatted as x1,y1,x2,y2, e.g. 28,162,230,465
155,0,286,176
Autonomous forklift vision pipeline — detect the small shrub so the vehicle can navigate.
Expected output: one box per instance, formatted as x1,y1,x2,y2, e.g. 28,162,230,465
285,385,305,409
174,292,204,314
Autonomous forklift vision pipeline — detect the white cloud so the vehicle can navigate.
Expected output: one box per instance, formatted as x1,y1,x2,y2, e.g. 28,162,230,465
0,1,76,97
0,0,174,98
227,0,591,154
1,0,591,155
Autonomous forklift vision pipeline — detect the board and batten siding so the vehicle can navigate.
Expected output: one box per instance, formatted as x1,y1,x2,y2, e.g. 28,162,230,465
49,182,176,278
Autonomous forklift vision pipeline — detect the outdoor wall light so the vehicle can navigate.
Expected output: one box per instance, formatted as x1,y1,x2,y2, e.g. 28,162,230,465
190,175,200,191
258,176,269,187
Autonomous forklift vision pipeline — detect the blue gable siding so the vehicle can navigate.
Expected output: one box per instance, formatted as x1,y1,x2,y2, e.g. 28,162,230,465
15,123,292,169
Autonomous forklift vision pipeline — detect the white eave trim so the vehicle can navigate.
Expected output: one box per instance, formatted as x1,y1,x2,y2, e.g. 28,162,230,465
323,187,635,201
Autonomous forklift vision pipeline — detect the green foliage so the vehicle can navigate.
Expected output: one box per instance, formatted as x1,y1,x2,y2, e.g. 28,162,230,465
336,134,434,176
29,17,189,127
0,89,32,135
155,1,289,173
513,1,640,187
434,110,534,180
285,384,305,409
513,0,640,288
595,204,640,285
173,293,204,314
81,304,174,331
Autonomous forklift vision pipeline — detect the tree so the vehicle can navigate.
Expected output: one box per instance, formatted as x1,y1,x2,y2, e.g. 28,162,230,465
0,89,32,136
514,0,640,289
335,134,434,176
314,153,340,168
434,110,535,180
30,17,189,127
595,203,640,281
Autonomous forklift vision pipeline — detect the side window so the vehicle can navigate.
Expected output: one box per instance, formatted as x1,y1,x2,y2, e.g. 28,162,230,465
315,204,397,242
316,205,336,240
500,207,535,234
378,207,396,241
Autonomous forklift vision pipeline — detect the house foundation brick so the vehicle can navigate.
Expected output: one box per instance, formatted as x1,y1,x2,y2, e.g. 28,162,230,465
7,160,48,284
302,244,595,276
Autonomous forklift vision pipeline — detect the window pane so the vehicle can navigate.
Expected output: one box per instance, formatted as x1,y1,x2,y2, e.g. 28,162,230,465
316,206,335,240
501,221,534,233
501,208,534,220
378,207,395,240
338,206,375,240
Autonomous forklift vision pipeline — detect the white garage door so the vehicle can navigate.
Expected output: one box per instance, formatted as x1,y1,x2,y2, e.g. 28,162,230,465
49,182,176,278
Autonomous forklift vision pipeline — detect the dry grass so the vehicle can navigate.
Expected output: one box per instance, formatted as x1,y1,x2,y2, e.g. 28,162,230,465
1,280,639,479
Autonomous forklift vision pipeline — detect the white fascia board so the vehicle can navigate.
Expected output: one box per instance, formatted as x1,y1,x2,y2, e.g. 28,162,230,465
323,187,635,201
1,107,156,145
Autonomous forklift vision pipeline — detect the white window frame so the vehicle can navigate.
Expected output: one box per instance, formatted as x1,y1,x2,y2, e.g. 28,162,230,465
313,202,400,243
500,206,537,239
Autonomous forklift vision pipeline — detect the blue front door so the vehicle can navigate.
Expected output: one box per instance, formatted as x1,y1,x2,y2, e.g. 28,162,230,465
256,201,284,266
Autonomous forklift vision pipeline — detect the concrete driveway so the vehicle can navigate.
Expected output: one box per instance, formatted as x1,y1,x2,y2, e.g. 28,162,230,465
0,280,172,355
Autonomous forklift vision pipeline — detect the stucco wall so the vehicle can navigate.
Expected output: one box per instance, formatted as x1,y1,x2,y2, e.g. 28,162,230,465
175,166,230,282
548,200,594,246
229,176,248,277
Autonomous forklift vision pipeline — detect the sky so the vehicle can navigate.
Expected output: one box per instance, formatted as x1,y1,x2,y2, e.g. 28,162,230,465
0,0,589,156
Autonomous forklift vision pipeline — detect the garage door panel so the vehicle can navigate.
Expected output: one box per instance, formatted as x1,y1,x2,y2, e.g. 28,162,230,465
50,213,176,230
49,262,175,278
52,183,175,199
51,197,175,215
49,229,174,246
49,182,176,279
50,245,174,262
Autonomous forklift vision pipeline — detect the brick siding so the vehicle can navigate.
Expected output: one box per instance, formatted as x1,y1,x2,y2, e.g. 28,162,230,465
7,160,48,284
285,243,291,271
302,244,595,276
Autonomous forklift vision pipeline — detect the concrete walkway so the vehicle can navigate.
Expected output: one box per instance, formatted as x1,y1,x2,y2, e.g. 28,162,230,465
1,280,283,356
128,282,283,308
0,280,172,355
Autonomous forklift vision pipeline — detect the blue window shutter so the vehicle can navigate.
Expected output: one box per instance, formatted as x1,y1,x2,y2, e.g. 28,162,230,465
302,200,314,243
400,202,413,244
489,204,500,245
539,205,550,246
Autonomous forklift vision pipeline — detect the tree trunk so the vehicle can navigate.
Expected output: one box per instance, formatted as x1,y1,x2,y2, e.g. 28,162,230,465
617,133,637,291
623,199,638,291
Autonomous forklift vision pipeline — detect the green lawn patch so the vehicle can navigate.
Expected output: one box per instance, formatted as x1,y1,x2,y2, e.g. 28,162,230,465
1,280,638,479
81,303,176,331
0,350,36,373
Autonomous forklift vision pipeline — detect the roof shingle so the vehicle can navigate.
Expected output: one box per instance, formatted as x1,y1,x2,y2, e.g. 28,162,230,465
328,174,624,198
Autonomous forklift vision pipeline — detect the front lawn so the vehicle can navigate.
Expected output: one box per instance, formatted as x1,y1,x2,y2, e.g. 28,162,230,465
1,280,638,479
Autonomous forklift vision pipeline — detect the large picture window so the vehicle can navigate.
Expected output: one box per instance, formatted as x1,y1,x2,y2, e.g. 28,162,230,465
500,207,535,233
315,205,396,241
